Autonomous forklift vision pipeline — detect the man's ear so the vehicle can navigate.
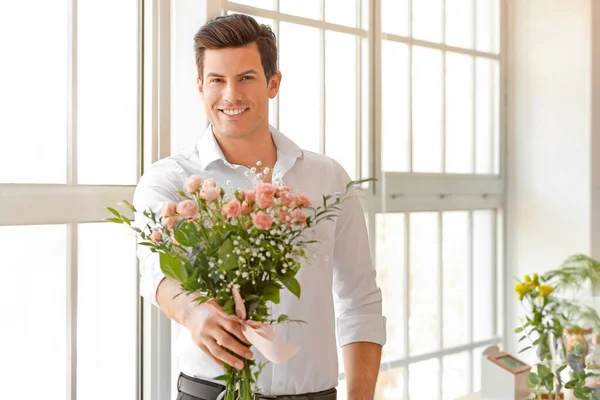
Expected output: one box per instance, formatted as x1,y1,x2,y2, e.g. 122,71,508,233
268,71,282,99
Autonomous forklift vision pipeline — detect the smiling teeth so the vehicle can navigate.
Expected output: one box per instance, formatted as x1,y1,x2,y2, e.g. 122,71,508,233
222,109,246,116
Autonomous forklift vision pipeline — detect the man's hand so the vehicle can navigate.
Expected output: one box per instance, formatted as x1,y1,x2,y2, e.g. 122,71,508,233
342,341,382,400
156,278,253,370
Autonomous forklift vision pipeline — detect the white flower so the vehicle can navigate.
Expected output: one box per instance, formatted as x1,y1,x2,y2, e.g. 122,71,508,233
233,240,239,245
256,239,261,245
270,240,276,246
239,256,245,262
242,272,249,278
256,161,262,167
226,180,231,185
266,251,271,257
281,268,287,274
252,251,258,257
259,234,265,239
278,245,284,251
251,167,257,173
218,259,223,264
219,274,225,279
260,256,266,261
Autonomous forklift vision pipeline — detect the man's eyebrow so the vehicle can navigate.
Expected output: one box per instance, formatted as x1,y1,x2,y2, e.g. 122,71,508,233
237,69,259,77
205,70,259,79
206,72,225,78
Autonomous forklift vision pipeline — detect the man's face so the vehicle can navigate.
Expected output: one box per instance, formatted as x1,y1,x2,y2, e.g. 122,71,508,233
198,42,281,139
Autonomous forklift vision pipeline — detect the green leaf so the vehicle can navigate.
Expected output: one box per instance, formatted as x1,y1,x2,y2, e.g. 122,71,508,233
213,374,229,381
279,275,301,298
537,364,551,379
261,284,281,304
515,327,524,333
518,335,527,343
174,221,202,247
106,207,121,218
106,217,122,224
527,372,539,387
131,227,142,233
122,200,136,212
218,239,238,270
519,346,532,354
121,215,131,225
159,253,189,283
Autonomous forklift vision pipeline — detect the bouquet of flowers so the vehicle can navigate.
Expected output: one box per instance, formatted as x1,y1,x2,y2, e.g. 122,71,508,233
107,165,371,400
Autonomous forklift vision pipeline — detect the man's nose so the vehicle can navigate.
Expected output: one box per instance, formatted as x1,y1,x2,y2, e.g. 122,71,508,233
223,81,242,103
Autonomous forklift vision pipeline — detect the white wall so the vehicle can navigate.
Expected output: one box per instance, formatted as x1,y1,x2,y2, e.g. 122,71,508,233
506,0,594,355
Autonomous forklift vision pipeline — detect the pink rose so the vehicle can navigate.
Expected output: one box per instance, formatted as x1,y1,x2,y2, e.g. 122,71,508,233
236,190,245,201
296,194,311,208
222,200,242,219
291,208,307,226
251,211,273,230
176,200,198,218
200,186,220,201
245,190,255,203
163,216,179,230
150,231,163,242
255,183,276,197
184,175,202,193
255,192,274,209
202,178,217,190
161,202,176,218
241,201,250,215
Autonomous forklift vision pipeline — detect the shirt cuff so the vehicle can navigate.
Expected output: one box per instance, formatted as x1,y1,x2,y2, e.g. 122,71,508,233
140,252,166,308
336,314,387,348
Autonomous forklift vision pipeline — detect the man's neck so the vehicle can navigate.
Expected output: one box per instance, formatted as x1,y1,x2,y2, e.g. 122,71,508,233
212,126,278,169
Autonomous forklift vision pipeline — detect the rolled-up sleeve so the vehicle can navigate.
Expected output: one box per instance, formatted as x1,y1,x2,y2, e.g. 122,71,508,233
331,165,387,348
132,159,186,307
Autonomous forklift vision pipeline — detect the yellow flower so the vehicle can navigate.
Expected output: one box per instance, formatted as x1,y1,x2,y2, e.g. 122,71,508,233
533,273,540,286
515,283,527,296
525,281,536,290
524,274,531,282
538,285,554,297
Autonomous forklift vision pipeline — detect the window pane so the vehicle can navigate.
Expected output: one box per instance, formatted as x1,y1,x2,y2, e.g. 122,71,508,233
442,211,469,348
0,1,67,184
445,53,474,173
0,225,67,399
409,358,439,400
493,60,500,174
377,214,406,361
230,0,275,10
78,223,138,400
409,213,439,356
278,23,320,153
442,352,470,400
473,346,488,392
376,367,405,399
476,0,501,54
325,31,357,179
78,0,138,185
445,0,474,49
325,0,357,27
381,0,409,36
381,41,410,172
412,0,443,43
475,58,493,174
412,47,442,172
473,210,494,341
279,0,319,19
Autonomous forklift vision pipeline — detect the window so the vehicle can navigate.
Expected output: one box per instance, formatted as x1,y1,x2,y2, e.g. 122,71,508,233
0,1,142,399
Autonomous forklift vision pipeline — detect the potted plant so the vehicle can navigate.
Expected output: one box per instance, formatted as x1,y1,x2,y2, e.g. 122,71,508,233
514,255,600,399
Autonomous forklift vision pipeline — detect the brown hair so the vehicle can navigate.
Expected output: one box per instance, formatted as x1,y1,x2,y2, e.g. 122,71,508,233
194,14,278,82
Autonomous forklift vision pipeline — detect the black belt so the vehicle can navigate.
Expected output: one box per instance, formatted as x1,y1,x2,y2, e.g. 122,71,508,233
178,373,337,400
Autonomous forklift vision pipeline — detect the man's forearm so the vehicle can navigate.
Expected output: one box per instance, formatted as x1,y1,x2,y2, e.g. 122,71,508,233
156,277,196,327
342,341,382,400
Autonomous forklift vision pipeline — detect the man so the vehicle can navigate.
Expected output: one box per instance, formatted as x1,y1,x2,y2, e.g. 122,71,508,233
133,13,386,400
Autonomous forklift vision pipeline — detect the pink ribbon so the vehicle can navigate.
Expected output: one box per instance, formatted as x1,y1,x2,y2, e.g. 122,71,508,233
206,285,300,364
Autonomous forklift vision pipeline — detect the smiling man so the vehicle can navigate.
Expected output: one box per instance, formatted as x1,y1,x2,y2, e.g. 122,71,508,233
133,13,385,400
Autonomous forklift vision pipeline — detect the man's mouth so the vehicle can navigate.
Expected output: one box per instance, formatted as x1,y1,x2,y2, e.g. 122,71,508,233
219,107,249,116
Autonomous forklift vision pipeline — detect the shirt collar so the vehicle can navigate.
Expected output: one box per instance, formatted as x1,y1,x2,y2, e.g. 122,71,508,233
196,124,304,171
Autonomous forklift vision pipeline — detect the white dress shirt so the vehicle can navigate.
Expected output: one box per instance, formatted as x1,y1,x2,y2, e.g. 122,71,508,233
132,125,386,396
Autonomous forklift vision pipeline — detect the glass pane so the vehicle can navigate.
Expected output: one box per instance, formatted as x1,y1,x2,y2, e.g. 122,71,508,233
0,225,67,399
325,0,357,27
476,0,501,54
381,41,410,172
0,1,67,184
442,211,469,348
473,210,494,341
493,60,500,174
442,352,470,400
78,0,138,185
279,0,319,19
376,367,405,399
409,213,439,356
409,358,439,400
412,47,442,172
78,223,138,400
360,37,371,179
475,58,493,174
325,31,357,179
376,214,406,361
412,0,443,43
230,0,275,10
445,0,474,49
445,52,474,173
381,0,409,36
278,22,320,153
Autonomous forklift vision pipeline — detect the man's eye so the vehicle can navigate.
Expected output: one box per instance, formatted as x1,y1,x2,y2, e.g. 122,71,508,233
241,76,253,81
211,78,223,83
